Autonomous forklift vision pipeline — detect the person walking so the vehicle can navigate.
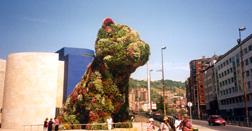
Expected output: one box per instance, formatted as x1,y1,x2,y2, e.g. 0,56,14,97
159,116,171,131
43,118,48,131
54,117,59,131
47,118,53,131
107,116,113,130
147,118,155,131
179,114,193,131
174,114,182,131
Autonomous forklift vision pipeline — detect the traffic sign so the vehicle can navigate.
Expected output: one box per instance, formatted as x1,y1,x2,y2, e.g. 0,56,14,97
187,102,192,107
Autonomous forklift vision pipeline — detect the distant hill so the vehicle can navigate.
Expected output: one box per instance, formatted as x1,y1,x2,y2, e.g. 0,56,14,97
129,78,186,102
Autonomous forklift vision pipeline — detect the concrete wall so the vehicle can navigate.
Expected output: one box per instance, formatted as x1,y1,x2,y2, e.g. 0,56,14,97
56,61,64,108
1,53,61,129
0,59,6,124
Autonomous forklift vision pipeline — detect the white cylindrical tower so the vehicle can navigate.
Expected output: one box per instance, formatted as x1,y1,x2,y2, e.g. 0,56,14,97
0,59,6,124
2,53,60,129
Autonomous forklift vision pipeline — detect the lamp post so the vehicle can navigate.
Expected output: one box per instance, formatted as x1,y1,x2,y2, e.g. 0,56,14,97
196,72,201,119
149,69,153,113
237,26,249,126
161,46,166,116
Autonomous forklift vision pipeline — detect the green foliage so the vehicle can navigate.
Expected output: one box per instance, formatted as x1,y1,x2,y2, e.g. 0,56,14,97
129,78,186,102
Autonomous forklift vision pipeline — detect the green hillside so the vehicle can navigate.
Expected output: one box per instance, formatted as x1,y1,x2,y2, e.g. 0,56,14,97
129,78,186,102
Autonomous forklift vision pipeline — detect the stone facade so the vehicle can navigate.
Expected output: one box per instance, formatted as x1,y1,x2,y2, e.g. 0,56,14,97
0,59,6,124
1,53,64,129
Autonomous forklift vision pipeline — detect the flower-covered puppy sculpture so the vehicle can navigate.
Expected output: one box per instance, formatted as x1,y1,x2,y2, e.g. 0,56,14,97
61,18,150,129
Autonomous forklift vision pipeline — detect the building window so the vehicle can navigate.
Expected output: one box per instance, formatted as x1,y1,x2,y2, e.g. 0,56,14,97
200,85,203,88
230,68,233,73
246,70,250,77
245,59,249,65
244,48,248,54
199,80,203,83
250,57,252,64
248,82,251,88
249,45,252,51
198,61,201,64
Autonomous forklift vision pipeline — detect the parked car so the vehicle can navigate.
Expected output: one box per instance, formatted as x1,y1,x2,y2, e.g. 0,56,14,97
207,115,226,126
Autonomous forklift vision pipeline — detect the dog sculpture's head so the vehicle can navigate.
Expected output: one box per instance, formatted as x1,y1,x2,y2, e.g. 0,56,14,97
95,18,150,73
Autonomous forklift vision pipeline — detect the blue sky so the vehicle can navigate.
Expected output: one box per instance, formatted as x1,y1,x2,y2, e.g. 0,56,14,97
0,0,252,82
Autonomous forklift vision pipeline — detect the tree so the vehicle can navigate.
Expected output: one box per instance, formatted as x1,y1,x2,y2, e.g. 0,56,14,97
156,96,169,115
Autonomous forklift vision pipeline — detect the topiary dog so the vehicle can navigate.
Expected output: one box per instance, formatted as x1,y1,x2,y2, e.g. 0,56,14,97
60,18,150,129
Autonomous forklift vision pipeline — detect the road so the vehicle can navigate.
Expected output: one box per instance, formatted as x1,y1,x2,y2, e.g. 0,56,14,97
192,119,252,131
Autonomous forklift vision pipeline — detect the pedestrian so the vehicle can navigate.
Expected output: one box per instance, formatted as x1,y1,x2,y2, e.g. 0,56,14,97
43,118,48,131
179,114,193,131
107,116,113,130
174,114,182,131
147,118,155,131
159,116,171,131
54,117,59,131
47,118,53,131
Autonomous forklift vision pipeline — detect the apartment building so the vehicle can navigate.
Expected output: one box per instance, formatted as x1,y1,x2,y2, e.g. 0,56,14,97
189,57,210,116
215,34,252,117
203,55,219,115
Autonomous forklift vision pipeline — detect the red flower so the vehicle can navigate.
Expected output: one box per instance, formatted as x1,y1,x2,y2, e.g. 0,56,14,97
91,96,97,103
78,89,82,94
83,89,86,97
105,26,115,34
103,18,114,27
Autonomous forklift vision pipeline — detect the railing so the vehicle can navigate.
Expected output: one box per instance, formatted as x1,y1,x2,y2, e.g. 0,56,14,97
22,122,144,131
58,122,133,130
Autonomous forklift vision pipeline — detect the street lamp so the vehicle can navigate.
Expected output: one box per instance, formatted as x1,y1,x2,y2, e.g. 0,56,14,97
237,26,249,126
149,69,153,113
161,46,166,116
196,72,201,119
